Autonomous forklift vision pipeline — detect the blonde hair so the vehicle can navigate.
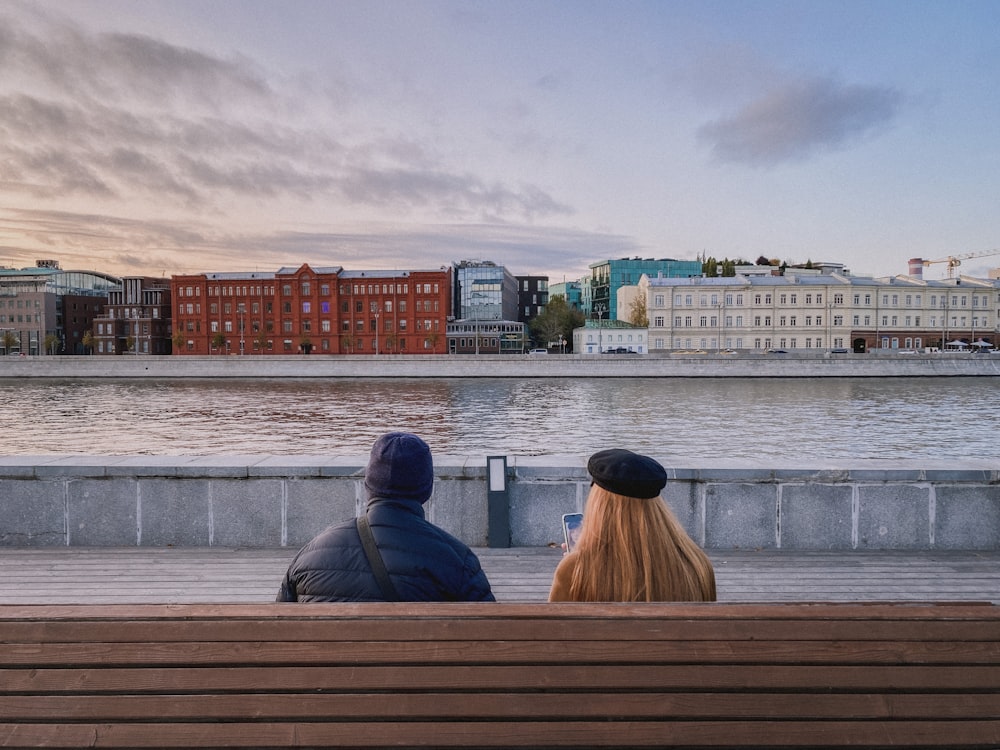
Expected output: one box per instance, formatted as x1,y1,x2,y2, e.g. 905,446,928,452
565,484,716,602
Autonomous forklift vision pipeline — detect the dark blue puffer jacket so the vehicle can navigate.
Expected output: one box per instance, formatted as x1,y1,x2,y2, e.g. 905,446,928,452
276,497,495,602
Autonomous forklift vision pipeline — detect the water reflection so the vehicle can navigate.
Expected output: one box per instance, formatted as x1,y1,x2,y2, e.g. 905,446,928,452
1,377,996,460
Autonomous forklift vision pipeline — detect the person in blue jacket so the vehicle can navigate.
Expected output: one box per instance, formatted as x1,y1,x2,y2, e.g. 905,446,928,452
276,431,495,602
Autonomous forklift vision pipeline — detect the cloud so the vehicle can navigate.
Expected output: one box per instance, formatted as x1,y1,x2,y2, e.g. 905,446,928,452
0,207,630,280
0,5,571,225
697,77,904,166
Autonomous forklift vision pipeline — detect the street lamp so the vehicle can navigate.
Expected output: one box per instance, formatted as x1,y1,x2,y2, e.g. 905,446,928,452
594,303,606,353
374,310,380,355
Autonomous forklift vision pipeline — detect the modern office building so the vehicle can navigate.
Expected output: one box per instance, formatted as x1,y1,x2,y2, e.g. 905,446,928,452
639,269,999,353
516,275,548,324
548,280,583,311
0,260,118,355
453,260,518,321
448,260,524,353
588,257,701,321
171,263,451,355
92,277,172,354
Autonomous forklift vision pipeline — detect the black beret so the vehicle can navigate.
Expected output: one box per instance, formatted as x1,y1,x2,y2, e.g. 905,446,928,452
587,449,667,499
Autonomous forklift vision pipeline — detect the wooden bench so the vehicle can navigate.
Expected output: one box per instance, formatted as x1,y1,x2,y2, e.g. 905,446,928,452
1,602,998,748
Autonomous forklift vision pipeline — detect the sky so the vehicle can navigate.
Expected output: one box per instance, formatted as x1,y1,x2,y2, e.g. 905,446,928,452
1,0,999,284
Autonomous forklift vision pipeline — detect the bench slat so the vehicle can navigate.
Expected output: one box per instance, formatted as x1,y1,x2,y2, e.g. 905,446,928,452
3,615,999,643
2,692,998,721
3,639,998,665
2,720,998,748
5,664,999,692
0,601,994,620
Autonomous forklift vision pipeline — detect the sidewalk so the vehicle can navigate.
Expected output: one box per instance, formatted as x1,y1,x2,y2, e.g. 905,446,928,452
1,547,998,604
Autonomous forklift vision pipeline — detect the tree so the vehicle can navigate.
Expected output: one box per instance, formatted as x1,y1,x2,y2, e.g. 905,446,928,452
81,330,95,355
44,333,61,355
2,330,19,354
299,337,313,354
171,331,186,354
530,295,584,352
701,256,742,277
211,332,226,353
254,331,268,352
424,332,440,353
627,294,648,328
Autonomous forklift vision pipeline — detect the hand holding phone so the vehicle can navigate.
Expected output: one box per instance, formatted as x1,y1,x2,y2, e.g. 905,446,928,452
562,512,583,553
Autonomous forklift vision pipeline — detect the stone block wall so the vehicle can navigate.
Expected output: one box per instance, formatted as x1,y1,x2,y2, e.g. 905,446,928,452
0,456,997,550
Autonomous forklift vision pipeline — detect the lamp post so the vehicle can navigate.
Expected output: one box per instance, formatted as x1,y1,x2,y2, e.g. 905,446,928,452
594,303,606,353
374,311,380,355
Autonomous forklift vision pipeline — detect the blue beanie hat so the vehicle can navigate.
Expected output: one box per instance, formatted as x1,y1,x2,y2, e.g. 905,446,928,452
364,432,434,503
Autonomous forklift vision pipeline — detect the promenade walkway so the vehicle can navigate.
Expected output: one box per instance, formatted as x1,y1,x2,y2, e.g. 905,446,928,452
1,547,998,604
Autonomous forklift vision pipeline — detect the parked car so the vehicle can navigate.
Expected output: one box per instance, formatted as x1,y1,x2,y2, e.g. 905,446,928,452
830,348,850,354
527,348,548,355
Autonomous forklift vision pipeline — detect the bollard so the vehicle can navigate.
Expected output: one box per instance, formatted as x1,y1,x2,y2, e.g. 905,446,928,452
486,455,511,547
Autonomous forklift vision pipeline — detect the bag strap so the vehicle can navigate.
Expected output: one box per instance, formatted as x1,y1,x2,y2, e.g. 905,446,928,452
356,514,401,602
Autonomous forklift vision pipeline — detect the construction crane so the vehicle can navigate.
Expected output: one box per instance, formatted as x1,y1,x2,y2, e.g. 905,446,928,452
909,249,1000,278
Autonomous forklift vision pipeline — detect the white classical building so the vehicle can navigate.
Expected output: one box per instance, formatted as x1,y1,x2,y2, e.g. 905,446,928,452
638,268,999,353
572,319,647,354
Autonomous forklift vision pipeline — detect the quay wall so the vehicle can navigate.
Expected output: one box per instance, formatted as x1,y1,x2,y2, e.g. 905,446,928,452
2,456,998,551
1,352,999,378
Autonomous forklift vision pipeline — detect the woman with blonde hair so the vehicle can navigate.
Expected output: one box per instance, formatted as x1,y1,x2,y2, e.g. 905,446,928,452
549,449,716,602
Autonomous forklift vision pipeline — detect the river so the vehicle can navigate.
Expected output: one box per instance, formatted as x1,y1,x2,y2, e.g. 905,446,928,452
1,377,996,461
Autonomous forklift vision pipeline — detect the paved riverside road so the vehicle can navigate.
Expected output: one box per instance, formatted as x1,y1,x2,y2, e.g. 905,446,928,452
1,547,998,604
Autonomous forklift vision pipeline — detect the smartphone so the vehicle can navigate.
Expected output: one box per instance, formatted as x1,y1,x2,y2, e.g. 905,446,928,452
562,512,583,552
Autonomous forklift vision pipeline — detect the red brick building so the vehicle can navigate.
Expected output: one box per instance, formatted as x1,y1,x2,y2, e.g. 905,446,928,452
171,264,451,355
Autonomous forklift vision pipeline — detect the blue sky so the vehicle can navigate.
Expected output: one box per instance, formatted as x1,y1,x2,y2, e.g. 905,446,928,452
1,0,998,282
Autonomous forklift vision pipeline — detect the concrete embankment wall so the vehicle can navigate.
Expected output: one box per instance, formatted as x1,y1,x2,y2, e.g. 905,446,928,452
2,456,997,550
1,352,999,378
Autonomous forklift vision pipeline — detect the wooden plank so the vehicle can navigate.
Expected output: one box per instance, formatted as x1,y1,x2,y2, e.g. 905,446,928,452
4,664,999,692
0,720,998,748
1,600,997,621
3,639,998,666
3,608,999,643
2,692,998,722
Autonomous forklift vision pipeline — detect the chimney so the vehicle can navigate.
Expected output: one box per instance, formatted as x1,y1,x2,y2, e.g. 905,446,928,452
908,258,924,279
